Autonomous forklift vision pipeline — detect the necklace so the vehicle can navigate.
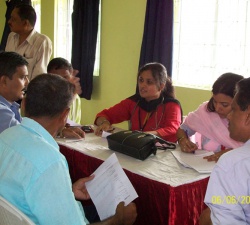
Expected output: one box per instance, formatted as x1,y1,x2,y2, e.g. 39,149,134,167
138,109,154,131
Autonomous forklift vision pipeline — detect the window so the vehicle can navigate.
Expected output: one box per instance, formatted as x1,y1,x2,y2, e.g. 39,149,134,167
172,0,250,89
31,0,41,32
54,0,101,76
54,0,72,61
32,0,101,76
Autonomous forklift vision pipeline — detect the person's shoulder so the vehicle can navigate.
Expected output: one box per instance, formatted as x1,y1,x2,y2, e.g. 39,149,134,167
187,101,209,115
164,97,181,105
38,33,52,42
0,100,13,115
127,94,139,102
2,122,65,172
217,142,250,171
31,30,52,43
196,101,209,110
7,32,16,38
5,32,16,45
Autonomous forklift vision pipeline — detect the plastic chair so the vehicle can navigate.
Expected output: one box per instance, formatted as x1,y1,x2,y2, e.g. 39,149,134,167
0,196,35,225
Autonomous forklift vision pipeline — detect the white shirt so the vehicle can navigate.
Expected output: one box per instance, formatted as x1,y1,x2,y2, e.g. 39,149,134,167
205,140,250,224
5,29,52,80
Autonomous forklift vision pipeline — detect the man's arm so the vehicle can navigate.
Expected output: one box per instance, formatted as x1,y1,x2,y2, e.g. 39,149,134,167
31,36,52,79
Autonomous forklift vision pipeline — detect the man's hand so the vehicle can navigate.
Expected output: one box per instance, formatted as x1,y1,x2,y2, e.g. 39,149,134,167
62,127,85,139
72,175,94,200
114,202,137,225
69,69,82,95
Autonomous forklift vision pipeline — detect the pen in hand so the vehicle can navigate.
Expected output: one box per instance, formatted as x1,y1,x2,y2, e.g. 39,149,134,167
183,130,197,154
185,130,193,154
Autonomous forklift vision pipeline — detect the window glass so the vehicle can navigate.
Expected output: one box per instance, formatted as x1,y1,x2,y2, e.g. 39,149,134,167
173,0,250,89
31,0,41,32
55,0,101,76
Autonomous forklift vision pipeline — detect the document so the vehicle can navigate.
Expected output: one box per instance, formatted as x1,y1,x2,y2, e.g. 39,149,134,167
66,118,82,126
171,149,216,173
55,137,85,143
85,153,138,220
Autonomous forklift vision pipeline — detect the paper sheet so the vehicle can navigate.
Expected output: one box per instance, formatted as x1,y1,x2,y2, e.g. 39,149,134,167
66,118,82,126
171,149,216,173
55,137,85,143
85,153,138,220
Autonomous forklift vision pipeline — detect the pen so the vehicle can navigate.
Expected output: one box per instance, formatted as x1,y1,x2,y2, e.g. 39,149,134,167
106,127,115,132
185,130,195,154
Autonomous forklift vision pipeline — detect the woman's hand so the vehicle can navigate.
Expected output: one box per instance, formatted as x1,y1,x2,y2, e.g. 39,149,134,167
203,149,232,162
94,117,113,136
179,137,198,153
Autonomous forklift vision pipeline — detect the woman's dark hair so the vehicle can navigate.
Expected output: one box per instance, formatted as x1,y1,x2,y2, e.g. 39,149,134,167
207,72,244,112
138,62,175,98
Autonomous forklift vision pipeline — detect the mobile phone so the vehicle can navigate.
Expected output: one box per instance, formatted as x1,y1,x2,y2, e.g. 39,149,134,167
81,125,94,133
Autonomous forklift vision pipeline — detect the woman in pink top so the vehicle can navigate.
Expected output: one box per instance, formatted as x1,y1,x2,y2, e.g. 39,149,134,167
176,73,244,161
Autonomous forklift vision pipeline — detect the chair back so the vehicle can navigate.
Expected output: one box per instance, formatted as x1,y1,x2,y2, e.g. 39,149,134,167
0,196,35,225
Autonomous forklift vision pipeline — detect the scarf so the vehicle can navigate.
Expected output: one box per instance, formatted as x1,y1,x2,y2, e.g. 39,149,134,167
184,102,243,150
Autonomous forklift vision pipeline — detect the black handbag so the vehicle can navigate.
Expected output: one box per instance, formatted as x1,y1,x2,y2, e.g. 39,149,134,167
106,130,176,160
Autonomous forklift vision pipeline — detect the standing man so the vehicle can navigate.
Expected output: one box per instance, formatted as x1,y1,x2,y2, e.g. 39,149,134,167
202,77,250,224
0,74,137,225
5,4,52,80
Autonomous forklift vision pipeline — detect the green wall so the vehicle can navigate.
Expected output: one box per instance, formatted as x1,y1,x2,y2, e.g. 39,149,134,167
0,0,211,128
0,2,6,43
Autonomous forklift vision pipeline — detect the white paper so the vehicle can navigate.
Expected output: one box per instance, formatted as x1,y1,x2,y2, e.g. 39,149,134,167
55,137,85,143
85,153,138,220
66,118,82,126
171,149,216,173
101,130,112,138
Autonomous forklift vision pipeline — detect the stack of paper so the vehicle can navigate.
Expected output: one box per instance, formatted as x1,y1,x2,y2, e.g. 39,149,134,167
171,149,216,173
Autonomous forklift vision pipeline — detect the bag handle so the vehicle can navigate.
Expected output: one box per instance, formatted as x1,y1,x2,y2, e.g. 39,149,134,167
154,135,176,150
135,131,176,150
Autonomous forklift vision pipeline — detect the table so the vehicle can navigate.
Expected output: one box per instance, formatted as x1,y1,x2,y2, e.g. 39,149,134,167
57,133,210,225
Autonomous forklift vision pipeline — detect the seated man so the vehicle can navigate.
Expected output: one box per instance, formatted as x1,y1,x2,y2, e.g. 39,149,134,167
0,51,83,138
0,51,29,133
0,74,137,225
47,57,82,124
201,77,250,225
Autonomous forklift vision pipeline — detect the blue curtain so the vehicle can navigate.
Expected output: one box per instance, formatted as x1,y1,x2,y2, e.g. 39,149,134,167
139,0,174,77
71,0,100,100
0,0,31,52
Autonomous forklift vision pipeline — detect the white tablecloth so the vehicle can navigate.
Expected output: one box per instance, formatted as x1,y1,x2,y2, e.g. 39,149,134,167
56,133,210,187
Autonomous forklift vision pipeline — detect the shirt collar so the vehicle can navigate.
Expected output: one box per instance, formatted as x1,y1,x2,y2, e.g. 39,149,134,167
13,29,37,46
245,139,250,146
0,95,20,109
25,29,37,45
21,117,59,151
